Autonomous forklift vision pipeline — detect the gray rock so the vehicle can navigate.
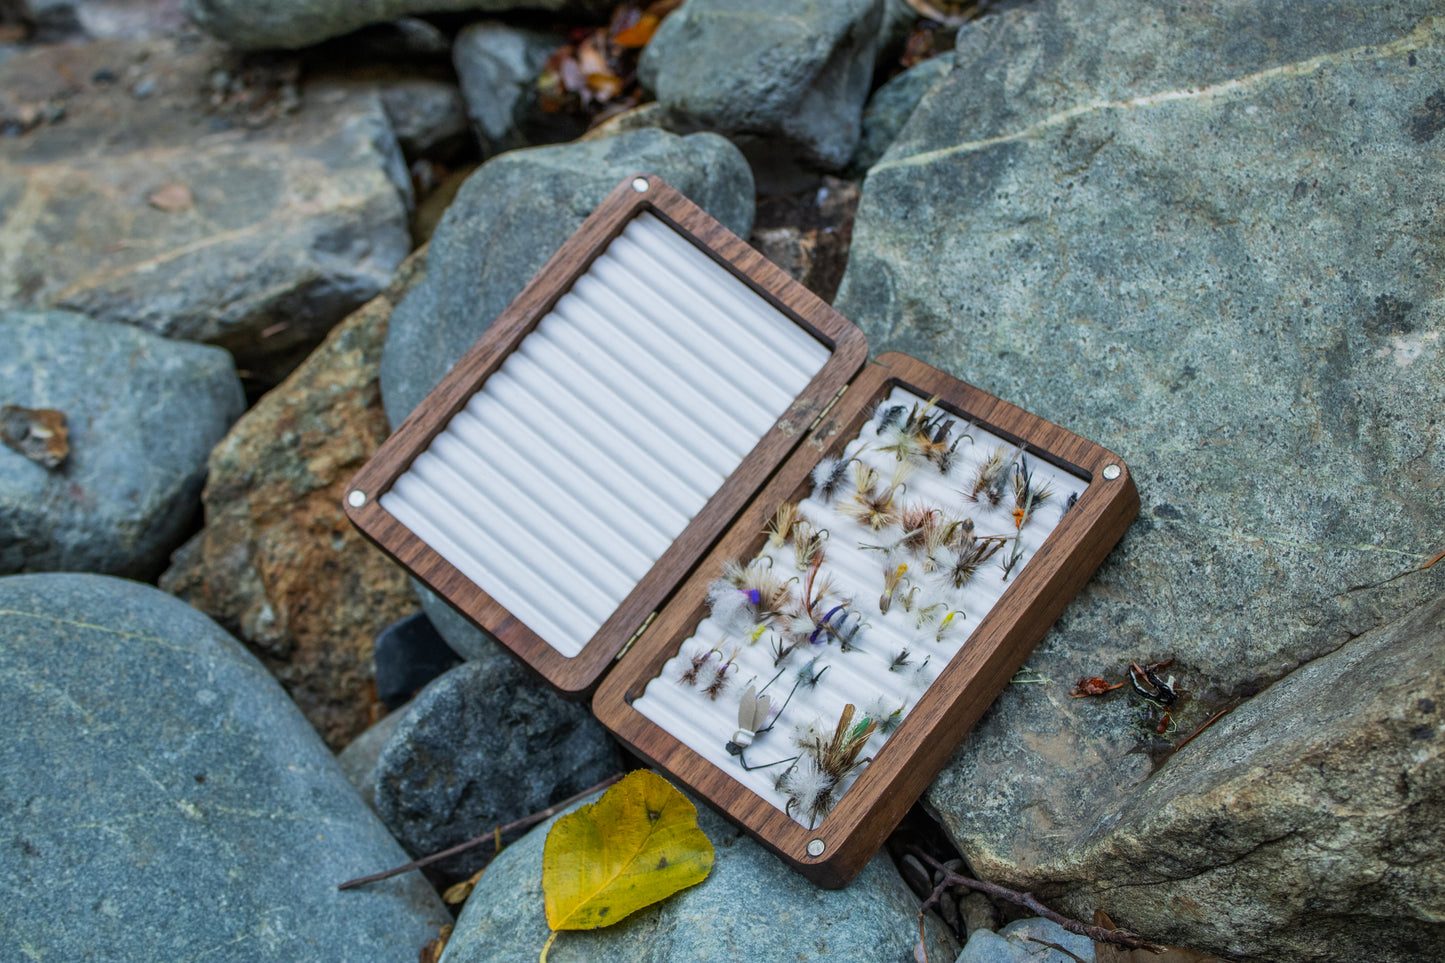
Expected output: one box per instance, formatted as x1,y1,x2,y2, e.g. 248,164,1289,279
0,310,243,578
638,0,884,170
957,918,1095,963
380,78,469,161
834,2,1445,959
0,573,449,961
338,706,408,810
453,20,581,158
185,0,613,51
381,126,754,429
1034,597,1441,961
373,656,624,881
439,774,957,963
0,36,412,388
13,0,190,40
854,54,950,170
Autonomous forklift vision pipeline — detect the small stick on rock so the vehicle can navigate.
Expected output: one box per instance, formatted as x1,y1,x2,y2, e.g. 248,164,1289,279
907,847,1165,954
337,772,624,890
1173,707,1230,754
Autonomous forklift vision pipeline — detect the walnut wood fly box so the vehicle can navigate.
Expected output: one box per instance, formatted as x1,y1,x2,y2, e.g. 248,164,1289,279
344,174,1138,888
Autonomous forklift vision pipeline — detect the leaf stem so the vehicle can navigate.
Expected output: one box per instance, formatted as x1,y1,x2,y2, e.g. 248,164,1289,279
539,929,558,963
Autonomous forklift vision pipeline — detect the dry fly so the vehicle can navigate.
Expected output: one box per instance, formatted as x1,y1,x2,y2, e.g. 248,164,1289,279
779,703,878,827
791,521,827,571
946,527,1009,589
1011,458,1052,529
966,444,1021,506
879,563,909,614
765,502,798,548
811,456,852,503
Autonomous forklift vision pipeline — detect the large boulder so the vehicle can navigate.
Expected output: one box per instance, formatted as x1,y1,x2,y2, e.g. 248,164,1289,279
185,0,613,51
638,0,884,170
438,774,956,962
1013,595,1441,961
0,36,412,387
1,309,244,578
0,573,449,961
833,2,1445,960
161,249,428,750
372,655,624,882
381,126,754,429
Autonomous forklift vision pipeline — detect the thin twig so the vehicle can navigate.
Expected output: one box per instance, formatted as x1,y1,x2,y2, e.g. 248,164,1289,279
908,847,1165,953
1173,707,1229,754
338,773,624,890
1024,936,1090,962
1423,548,1445,570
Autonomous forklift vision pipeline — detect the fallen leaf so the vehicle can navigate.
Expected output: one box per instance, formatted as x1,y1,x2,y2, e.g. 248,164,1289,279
417,924,452,963
542,770,712,932
442,868,484,905
1071,676,1124,698
147,183,193,212
1,405,69,469
613,13,659,47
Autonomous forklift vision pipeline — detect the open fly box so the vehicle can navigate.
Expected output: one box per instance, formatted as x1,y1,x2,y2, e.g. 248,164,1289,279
344,174,1138,888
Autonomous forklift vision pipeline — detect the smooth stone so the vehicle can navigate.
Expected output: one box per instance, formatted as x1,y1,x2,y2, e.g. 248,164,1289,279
1,309,243,578
337,706,408,810
854,54,950,170
834,2,1445,959
160,248,427,749
0,36,412,388
379,78,470,162
0,573,449,961
184,0,613,51
957,918,1095,963
453,20,581,158
373,656,625,882
374,610,462,710
14,0,190,41
638,0,883,169
439,774,957,962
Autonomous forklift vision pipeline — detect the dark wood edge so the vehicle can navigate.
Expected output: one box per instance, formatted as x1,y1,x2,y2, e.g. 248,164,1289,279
345,174,868,694
594,351,1139,886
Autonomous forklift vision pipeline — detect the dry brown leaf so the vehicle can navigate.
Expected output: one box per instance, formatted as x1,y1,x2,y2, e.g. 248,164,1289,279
147,183,193,212
1,405,68,469
614,13,659,47
417,924,453,963
442,868,484,905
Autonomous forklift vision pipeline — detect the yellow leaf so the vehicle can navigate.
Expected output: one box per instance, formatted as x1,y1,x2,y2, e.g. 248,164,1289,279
542,770,713,931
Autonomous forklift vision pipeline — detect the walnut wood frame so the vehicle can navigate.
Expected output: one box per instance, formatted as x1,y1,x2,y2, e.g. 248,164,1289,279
344,175,869,695
593,352,1139,888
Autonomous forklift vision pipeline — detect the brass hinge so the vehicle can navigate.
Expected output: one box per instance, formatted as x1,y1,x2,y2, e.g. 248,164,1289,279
807,384,848,434
617,611,657,661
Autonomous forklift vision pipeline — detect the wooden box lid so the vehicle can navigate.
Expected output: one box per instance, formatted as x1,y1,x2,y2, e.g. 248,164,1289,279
345,175,869,694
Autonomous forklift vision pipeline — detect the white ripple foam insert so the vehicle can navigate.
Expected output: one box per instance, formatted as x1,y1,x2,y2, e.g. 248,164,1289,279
632,386,1091,827
381,212,832,657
